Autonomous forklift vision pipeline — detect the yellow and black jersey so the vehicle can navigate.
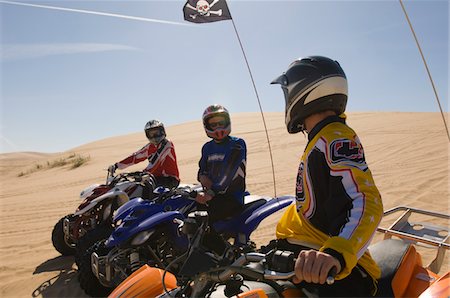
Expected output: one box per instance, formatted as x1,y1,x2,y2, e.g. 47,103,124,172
276,114,383,281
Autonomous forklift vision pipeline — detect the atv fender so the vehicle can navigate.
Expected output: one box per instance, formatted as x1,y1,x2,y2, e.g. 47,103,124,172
108,265,177,298
74,190,130,216
80,184,102,199
418,271,449,298
106,211,184,247
113,197,147,222
244,196,295,233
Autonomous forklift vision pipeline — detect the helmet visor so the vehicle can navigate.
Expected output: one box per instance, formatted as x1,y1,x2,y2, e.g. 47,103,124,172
271,74,291,108
146,128,164,144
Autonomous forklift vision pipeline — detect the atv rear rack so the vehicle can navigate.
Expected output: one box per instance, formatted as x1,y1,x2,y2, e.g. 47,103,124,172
376,206,450,273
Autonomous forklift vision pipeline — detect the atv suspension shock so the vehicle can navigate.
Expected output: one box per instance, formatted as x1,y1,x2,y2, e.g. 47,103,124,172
129,252,140,272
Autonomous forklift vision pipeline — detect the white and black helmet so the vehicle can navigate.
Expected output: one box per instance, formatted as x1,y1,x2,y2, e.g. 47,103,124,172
144,120,166,145
271,56,348,133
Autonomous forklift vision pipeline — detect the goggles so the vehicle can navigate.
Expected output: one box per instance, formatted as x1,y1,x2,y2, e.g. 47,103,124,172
145,128,164,141
146,131,162,138
208,120,227,130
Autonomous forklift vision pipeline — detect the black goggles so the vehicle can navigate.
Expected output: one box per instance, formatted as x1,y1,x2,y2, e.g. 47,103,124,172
146,130,163,139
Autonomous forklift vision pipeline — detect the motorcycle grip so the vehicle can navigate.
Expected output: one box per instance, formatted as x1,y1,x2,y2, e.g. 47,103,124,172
326,266,337,285
271,250,336,285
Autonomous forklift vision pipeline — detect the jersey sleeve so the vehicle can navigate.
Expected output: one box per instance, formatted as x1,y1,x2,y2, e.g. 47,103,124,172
116,143,154,170
211,139,247,193
197,143,209,180
319,135,383,278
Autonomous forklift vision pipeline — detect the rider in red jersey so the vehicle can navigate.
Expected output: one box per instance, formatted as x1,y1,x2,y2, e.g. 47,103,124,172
109,120,180,190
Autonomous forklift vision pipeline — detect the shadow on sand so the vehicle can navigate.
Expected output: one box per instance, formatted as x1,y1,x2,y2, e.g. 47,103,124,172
32,256,88,298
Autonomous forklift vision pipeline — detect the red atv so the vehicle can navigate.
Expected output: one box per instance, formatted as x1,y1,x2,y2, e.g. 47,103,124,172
51,168,155,258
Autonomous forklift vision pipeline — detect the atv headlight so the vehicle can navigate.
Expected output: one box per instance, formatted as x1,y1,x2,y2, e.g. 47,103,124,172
115,219,123,227
131,230,155,246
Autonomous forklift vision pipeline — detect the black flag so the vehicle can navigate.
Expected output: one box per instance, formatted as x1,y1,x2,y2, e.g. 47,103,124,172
183,0,232,23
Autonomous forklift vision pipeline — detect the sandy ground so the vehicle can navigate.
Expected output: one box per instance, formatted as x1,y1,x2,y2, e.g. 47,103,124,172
0,112,448,297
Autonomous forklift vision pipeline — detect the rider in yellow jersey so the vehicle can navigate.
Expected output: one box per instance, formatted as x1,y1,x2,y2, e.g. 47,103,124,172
271,56,383,296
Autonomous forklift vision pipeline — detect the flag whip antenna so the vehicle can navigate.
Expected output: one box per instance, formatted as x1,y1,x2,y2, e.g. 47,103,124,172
229,18,277,197
182,0,277,196
399,0,449,142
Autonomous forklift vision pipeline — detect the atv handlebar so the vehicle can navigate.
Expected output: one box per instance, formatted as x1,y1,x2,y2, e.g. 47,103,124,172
204,252,336,285
107,167,116,183
172,210,337,287
153,187,198,204
107,170,152,186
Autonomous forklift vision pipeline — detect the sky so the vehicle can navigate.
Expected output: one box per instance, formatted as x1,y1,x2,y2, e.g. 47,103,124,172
0,0,448,153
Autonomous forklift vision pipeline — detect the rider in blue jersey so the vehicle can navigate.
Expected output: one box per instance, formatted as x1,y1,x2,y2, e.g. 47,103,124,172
196,104,247,223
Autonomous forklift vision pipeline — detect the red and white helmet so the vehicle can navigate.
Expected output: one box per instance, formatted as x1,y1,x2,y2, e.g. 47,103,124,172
202,104,231,141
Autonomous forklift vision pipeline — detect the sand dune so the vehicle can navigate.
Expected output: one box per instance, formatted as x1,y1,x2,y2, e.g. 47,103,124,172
0,112,448,297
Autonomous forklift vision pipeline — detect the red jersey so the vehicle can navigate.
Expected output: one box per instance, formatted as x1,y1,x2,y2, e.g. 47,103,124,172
116,139,179,181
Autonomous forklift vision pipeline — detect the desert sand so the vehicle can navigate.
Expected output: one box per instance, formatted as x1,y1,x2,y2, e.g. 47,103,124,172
0,112,448,297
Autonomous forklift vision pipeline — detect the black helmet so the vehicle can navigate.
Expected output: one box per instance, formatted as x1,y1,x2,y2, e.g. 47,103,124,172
271,56,348,133
144,120,166,145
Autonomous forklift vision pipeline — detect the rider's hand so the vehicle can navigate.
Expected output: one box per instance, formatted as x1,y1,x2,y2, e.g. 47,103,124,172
292,250,341,285
198,175,213,189
196,192,213,205
108,163,118,173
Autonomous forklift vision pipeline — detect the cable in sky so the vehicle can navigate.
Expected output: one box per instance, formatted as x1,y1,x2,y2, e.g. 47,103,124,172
0,0,190,26
399,0,450,142
228,18,278,197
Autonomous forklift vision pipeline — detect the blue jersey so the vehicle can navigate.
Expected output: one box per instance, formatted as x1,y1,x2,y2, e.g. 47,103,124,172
198,136,247,203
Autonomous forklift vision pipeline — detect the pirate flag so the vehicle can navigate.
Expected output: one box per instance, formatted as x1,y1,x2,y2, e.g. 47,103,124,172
183,0,232,23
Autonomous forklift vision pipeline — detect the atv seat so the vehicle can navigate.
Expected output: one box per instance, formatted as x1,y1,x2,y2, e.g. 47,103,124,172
370,238,437,297
216,196,267,223
213,198,267,237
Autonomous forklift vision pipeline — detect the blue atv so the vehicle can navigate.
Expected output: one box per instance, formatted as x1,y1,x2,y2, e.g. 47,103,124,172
78,185,294,297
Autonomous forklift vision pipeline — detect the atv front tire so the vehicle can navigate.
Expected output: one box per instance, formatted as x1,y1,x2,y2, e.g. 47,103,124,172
51,215,76,256
75,224,113,267
78,240,113,297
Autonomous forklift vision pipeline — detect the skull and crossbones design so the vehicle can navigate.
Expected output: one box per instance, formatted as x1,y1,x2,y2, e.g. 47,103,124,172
185,0,223,19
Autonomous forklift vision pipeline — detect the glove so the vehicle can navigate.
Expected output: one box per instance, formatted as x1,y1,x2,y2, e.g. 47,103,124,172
108,163,118,173
196,192,213,205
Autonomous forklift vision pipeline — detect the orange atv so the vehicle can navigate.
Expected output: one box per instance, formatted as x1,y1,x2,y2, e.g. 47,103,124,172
108,206,449,298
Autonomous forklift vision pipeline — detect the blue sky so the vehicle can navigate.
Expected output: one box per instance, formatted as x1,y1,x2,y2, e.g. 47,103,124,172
1,0,448,153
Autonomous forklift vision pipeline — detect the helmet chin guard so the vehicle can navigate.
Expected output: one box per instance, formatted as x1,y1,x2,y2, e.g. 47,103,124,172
205,126,230,141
